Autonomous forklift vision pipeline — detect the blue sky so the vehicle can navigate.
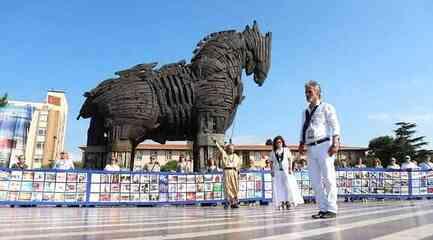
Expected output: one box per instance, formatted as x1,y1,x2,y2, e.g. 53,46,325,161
1,1,432,160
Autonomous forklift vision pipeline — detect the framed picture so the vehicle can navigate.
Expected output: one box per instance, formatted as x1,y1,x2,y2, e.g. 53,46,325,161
196,192,204,201
34,172,45,181
120,174,131,184
21,181,33,191
140,183,149,193
149,193,159,201
150,175,158,184
43,192,54,201
8,192,18,201
0,171,10,181
187,175,195,183
22,171,34,181
54,193,65,202
196,183,204,192
178,175,187,184
65,193,77,202
168,175,178,183
44,172,55,182
213,183,222,192
168,184,177,193
196,175,204,183
77,183,87,193
67,173,78,182
66,183,77,193
178,183,187,192
31,192,42,201
19,192,32,201
139,193,149,201
10,171,22,181
132,175,141,184
9,181,21,191
111,193,120,202
78,173,87,183
91,184,100,193
56,172,67,182
0,181,9,191
121,184,131,193
141,174,150,183
55,182,66,192
186,183,196,192
159,175,168,185
150,184,159,193
187,192,196,201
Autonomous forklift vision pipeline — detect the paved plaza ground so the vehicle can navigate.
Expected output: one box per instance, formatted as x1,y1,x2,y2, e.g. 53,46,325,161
1,200,433,240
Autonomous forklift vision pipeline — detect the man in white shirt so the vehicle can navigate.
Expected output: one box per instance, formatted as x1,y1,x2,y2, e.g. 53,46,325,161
354,158,367,168
104,157,120,171
53,152,74,170
248,158,259,171
419,155,433,170
145,156,160,172
298,80,340,219
387,157,400,169
401,155,419,170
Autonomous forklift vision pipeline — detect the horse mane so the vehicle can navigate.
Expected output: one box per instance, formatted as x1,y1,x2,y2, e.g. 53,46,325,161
192,30,237,57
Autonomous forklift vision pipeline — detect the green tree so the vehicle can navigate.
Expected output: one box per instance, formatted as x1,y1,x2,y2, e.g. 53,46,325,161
393,122,430,162
368,122,432,166
160,160,178,172
368,135,395,166
0,93,7,107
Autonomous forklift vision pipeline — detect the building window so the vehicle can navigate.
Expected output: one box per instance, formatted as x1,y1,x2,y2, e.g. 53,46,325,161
37,128,47,136
36,142,44,150
166,151,173,161
39,114,48,122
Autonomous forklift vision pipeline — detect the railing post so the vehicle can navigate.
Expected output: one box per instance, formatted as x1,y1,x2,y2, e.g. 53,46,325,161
85,171,92,205
408,169,413,200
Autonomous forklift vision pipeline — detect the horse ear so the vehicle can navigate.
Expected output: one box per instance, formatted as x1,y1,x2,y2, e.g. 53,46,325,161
253,21,259,32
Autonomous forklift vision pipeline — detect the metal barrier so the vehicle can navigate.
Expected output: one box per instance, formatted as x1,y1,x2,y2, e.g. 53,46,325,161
0,167,431,206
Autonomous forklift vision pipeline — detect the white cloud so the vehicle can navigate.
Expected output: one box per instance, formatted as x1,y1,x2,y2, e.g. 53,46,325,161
69,151,82,162
229,135,265,144
395,113,433,122
368,112,433,123
367,113,391,121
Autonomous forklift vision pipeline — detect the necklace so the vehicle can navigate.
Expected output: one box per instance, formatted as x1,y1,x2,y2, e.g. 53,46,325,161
275,148,284,171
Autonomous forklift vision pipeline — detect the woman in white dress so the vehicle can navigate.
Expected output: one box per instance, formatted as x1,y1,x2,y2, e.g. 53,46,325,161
269,136,304,210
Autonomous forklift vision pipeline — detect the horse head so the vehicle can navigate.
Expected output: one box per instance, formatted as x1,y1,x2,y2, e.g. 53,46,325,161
243,21,272,87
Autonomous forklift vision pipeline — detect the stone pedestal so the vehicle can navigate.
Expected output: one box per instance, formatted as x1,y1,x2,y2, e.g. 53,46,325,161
193,133,225,172
84,145,108,169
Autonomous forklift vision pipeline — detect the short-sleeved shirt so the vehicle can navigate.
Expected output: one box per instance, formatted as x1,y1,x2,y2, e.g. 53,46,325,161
300,102,341,144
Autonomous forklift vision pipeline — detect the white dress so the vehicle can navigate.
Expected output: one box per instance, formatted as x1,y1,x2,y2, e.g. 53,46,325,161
269,147,304,207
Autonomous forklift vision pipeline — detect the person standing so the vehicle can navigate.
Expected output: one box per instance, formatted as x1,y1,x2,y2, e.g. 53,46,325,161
213,138,241,209
372,158,383,168
269,136,304,210
354,158,367,168
145,156,160,172
298,80,341,219
176,154,188,173
387,157,400,169
104,157,121,171
53,152,74,170
207,159,221,173
401,155,418,170
11,156,28,169
419,155,433,170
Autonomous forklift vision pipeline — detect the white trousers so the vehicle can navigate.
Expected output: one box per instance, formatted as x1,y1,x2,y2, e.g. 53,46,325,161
307,141,338,213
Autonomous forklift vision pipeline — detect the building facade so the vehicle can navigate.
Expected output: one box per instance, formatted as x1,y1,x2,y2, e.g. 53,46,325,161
81,142,368,170
0,91,68,168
